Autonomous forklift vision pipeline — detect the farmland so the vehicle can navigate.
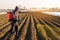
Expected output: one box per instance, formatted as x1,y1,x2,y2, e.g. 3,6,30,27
0,12,60,40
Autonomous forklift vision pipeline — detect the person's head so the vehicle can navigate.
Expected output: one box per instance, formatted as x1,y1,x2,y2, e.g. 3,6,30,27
15,6,19,12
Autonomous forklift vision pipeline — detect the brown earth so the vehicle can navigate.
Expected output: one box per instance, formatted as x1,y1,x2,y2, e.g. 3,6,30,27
0,12,60,40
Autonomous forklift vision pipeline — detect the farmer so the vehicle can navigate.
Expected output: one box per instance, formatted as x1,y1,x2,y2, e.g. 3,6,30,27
8,6,19,37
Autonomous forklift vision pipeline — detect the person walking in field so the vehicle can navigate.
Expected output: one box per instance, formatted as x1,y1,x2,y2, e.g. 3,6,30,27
8,6,20,37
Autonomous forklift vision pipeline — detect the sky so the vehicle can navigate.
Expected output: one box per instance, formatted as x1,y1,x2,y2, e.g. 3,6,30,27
0,0,60,9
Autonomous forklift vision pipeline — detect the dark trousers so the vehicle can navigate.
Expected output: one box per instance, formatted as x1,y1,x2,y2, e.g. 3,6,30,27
9,20,18,36
15,25,18,36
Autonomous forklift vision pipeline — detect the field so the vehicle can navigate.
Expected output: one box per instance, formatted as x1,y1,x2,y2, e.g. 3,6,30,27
0,12,60,40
